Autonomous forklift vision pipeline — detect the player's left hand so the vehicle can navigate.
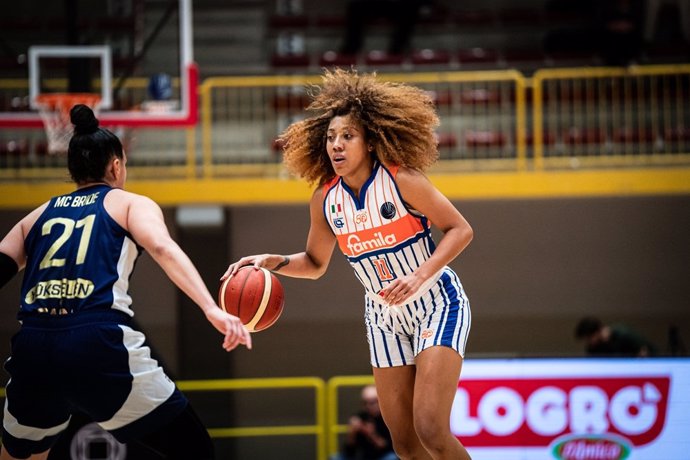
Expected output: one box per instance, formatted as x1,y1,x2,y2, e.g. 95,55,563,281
378,273,424,305
221,254,280,280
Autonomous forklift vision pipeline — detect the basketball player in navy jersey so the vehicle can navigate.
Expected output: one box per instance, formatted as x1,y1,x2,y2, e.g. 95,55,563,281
0,105,251,460
224,69,473,460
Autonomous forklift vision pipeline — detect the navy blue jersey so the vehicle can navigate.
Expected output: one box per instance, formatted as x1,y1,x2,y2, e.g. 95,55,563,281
19,184,141,318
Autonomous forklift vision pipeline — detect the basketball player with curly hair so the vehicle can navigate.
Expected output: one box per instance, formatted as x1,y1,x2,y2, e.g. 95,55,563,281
0,105,251,460
224,69,473,460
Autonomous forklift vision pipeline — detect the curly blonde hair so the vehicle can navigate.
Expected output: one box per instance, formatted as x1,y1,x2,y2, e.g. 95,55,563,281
280,68,440,185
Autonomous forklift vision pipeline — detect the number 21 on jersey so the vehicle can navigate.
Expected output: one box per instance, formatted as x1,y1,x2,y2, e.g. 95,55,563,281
39,215,95,269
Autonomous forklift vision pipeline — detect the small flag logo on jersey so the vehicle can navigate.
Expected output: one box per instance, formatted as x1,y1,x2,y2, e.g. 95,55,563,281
331,203,345,228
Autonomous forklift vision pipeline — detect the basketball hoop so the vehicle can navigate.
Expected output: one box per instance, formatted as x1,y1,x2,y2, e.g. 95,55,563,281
35,93,102,155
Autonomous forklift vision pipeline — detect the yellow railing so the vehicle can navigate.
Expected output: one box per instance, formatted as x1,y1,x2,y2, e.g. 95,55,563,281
177,376,328,460
198,70,527,176
2,66,689,180
326,375,376,458
0,376,360,459
532,64,690,170
1,65,690,205
3,66,689,179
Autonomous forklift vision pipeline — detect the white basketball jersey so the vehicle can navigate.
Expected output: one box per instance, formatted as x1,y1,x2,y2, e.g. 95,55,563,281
322,162,438,297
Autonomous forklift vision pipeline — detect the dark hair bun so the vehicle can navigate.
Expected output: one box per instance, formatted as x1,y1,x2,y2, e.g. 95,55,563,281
70,104,99,135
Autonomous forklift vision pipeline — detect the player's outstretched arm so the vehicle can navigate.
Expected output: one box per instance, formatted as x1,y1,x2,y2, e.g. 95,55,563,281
0,223,24,289
0,202,49,289
222,188,336,280
120,192,251,351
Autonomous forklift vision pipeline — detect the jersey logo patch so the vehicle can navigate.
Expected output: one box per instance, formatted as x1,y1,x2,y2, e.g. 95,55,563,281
330,203,345,228
380,202,396,219
354,210,368,225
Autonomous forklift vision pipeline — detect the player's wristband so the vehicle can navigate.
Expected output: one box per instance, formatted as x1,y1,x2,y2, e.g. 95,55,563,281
0,252,19,289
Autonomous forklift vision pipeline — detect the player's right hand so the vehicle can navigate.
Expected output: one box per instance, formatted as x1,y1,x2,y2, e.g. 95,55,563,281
205,307,252,351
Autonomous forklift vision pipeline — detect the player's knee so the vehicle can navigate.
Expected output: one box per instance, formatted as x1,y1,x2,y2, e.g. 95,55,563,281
390,437,418,459
387,426,425,458
413,411,448,450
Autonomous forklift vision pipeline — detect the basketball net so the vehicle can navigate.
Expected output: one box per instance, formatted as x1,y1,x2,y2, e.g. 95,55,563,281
35,93,102,155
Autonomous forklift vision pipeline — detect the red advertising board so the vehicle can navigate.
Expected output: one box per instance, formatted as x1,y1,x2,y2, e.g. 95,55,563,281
454,359,689,460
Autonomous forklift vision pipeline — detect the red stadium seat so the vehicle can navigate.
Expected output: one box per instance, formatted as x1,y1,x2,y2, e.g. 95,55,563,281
436,132,458,148
270,93,310,111
268,14,309,28
465,129,506,147
502,48,546,67
411,49,451,66
459,88,501,105
564,127,608,145
0,138,30,157
498,7,545,26
664,126,690,141
313,15,345,28
270,53,310,68
271,137,286,154
525,130,557,146
425,89,453,106
455,9,496,26
457,47,499,65
364,50,405,66
613,127,655,143
319,50,358,68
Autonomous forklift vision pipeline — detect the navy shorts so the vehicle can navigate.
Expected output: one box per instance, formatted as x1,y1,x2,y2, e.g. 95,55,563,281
2,311,187,458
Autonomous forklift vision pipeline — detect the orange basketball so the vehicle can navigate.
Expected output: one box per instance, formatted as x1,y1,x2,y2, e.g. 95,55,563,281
218,266,285,332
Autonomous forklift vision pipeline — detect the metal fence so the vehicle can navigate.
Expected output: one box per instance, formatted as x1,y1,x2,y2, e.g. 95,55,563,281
0,375,375,460
1,65,688,181
532,65,690,169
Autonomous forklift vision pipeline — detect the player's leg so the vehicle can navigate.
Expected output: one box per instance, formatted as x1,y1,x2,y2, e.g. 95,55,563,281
128,403,214,460
366,297,431,459
1,396,65,460
0,449,50,460
1,325,69,460
409,268,472,459
413,346,471,460
373,365,431,460
0,410,60,460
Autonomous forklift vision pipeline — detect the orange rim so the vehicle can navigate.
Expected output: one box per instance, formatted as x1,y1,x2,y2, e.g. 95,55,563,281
35,93,102,111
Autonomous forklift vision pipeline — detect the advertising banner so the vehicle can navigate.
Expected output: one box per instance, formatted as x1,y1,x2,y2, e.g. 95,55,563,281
455,358,690,460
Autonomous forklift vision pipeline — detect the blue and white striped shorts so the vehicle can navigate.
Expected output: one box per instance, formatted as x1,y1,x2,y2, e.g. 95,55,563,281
365,268,471,368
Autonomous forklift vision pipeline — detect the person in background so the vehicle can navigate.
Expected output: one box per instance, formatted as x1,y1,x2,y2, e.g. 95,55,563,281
340,0,425,56
332,385,398,460
0,104,252,460
595,0,645,65
575,316,657,357
643,0,690,46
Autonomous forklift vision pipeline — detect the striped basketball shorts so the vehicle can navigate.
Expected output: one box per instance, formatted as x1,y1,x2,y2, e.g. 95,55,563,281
365,268,471,368
1,311,187,458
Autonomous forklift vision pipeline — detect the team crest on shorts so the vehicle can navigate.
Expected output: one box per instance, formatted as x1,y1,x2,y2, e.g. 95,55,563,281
421,328,434,339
